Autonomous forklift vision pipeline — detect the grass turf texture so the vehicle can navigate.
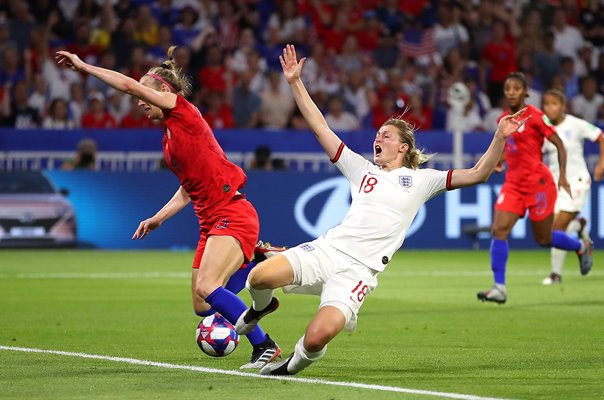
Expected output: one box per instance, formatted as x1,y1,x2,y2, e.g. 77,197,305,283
0,250,602,400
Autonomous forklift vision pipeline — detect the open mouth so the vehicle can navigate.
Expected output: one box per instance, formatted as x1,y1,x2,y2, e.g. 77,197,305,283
375,145,382,155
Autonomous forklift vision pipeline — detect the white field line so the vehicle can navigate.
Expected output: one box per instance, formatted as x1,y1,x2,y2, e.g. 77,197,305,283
1,270,593,280
0,345,511,400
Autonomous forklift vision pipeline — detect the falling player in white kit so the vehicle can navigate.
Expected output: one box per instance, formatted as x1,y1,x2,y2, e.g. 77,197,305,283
541,89,604,284
234,44,530,376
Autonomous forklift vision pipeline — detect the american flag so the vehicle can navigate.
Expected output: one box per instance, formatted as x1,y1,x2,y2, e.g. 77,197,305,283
399,27,437,58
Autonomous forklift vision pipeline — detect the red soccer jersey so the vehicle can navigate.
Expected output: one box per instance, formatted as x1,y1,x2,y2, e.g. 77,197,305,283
162,96,247,220
498,104,556,188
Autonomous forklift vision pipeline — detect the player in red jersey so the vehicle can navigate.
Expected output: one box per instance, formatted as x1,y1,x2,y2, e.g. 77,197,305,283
55,47,281,368
477,72,592,304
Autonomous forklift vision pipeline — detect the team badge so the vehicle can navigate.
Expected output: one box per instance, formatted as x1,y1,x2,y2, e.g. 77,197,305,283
300,243,315,251
215,218,229,230
399,175,413,189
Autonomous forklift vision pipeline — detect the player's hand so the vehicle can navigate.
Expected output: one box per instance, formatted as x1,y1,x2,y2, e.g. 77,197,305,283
594,161,604,181
55,51,86,72
558,175,573,198
495,108,531,139
132,216,162,240
280,44,306,84
493,161,505,173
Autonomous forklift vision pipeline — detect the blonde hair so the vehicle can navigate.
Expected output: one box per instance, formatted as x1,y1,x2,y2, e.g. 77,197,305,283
382,116,432,169
145,46,192,97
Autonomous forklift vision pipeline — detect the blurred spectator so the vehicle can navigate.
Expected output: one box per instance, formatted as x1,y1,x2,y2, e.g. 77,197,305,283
594,53,604,93
260,71,294,129
355,10,381,52
67,21,101,66
215,1,240,51
376,0,406,35
576,42,598,78
112,0,136,21
524,72,543,109
337,36,363,73
343,69,372,124
266,0,305,44
202,91,234,129
464,76,491,121
148,25,173,65
249,145,286,171
534,29,562,88
111,17,137,70
151,0,180,27
560,56,579,98
198,45,232,99
8,0,36,53
288,107,310,130
81,92,117,129
403,93,433,131
119,96,156,128
483,95,506,133
61,138,97,170
230,28,265,74
517,7,544,56
324,96,360,131
244,49,267,96
373,32,399,70
232,71,261,128
0,46,27,87
0,17,17,71
467,0,495,61
371,93,397,128
89,1,118,51
172,5,203,48
28,74,48,116
87,50,117,95
1,80,41,128
106,88,130,122
42,98,75,129
74,0,101,24
320,13,350,54
68,82,86,128
133,5,158,47
434,1,469,59
552,8,584,66
571,76,603,124
580,0,604,48
125,45,149,82
481,19,517,106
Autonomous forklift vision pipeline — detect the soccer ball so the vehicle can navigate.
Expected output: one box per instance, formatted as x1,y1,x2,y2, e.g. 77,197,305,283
195,313,239,357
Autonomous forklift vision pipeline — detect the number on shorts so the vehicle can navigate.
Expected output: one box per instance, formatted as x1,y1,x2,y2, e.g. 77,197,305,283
359,175,378,193
351,280,369,302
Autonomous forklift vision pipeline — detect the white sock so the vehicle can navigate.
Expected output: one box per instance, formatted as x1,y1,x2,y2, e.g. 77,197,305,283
567,218,582,234
551,247,566,275
287,336,327,374
246,280,273,311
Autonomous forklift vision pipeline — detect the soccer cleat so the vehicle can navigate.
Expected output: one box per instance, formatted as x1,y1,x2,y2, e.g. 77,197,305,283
239,334,281,369
542,272,562,285
477,285,507,304
260,353,295,375
235,297,280,335
254,240,287,262
577,238,593,276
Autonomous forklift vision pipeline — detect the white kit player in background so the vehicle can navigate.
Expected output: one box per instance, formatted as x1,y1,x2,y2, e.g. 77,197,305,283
233,44,530,376
541,89,604,285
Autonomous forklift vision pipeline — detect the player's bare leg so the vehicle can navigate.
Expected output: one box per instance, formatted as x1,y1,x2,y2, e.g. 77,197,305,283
195,236,281,369
543,211,578,285
478,210,520,304
260,306,347,375
235,254,293,335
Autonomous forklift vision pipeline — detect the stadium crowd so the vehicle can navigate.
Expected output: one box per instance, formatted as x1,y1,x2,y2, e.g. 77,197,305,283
0,0,603,133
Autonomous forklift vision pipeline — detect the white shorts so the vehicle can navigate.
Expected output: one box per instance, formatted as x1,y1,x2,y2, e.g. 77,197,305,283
555,178,590,213
281,238,379,333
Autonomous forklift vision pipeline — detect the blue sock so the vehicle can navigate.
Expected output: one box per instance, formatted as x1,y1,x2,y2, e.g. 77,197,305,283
551,230,581,252
224,261,257,294
490,239,508,286
205,286,267,346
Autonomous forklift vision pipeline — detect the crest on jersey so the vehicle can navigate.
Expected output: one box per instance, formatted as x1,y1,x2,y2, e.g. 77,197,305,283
399,175,413,189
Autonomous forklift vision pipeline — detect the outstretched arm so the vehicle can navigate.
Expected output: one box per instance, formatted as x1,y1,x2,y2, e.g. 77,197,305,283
448,109,529,189
280,44,341,160
132,186,191,240
55,51,176,110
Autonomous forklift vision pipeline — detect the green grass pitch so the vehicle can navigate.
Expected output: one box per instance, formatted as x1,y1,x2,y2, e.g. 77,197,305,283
0,249,602,400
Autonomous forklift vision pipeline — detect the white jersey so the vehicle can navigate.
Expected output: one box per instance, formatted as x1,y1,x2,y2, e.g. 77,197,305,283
543,114,602,181
323,144,451,272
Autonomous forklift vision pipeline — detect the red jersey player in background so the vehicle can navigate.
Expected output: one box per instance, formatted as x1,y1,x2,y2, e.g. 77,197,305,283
55,47,281,369
477,72,593,304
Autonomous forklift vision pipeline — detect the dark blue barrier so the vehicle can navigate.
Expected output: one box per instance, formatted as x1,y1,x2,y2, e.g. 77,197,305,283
45,171,604,250
4,128,600,156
